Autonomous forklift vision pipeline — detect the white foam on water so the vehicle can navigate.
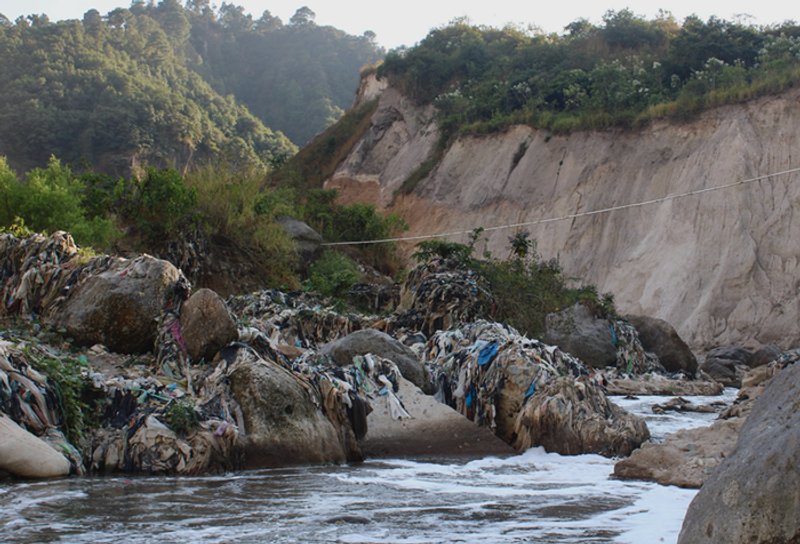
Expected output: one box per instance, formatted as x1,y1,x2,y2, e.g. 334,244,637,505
611,484,697,544
611,387,738,441
0,390,735,543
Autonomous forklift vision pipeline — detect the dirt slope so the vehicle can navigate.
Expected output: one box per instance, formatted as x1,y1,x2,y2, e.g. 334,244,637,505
325,75,800,350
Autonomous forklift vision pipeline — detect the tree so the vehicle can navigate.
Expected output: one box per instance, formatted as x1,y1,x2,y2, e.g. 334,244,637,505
0,10,297,175
129,1,147,16
289,6,316,26
564,18,594,38
256,10,282,32
185,0,212,16
107,8,131,29
601,9,667,49
157,0,190,45
218,2,252,32
82,9,102,32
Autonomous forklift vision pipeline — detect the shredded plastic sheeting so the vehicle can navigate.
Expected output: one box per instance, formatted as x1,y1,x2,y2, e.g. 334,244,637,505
424,321,649,456
611,319,665,375
390,259,495,336
228,290,365,350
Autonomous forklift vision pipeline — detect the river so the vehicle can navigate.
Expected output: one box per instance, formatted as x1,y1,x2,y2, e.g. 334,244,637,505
0,390,736,544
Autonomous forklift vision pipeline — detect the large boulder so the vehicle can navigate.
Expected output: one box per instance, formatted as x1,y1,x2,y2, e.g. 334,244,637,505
545,303,617,369
751,344,782,368
180,288,238,362
321,329,429,390
0,415,70,478
277,216,323,264
226,347,359,467
678,361,800,544
700,345,753,387
514,377,649,457
705,345,754,366
427,321,649,457
53,255,183,353
360,375,513,458
626,315,697,376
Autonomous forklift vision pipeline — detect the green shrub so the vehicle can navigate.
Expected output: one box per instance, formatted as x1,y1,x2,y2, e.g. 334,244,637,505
325,203,407,243
0,217,35,237
412,240,473,265
27,351,96,444
306,250,361,299
164,398,199,437
183,164,299,288
0,156,119,248
126,167,197,242
305,199,407,273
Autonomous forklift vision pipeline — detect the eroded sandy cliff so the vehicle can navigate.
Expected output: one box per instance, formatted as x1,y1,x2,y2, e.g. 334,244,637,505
325,75,800,350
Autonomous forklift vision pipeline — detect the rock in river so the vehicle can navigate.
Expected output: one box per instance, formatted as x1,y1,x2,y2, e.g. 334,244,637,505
626,315,698,376
678,361,800,544
321,329,429,391
180,288,238,362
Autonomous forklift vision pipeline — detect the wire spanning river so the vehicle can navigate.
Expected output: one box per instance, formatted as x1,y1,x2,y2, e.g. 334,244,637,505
0,391,736,544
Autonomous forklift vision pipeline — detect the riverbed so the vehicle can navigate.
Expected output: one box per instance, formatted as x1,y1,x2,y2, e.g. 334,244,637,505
0,390,737,544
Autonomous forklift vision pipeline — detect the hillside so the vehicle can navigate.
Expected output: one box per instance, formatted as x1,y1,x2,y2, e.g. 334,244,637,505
319,51,800,351
0,2,382,174
186,4,383,145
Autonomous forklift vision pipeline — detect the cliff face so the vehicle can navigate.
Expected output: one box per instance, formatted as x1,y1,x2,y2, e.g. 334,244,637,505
325,75,800,351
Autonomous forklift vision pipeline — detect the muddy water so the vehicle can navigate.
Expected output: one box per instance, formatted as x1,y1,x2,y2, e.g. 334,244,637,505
0,390,736,544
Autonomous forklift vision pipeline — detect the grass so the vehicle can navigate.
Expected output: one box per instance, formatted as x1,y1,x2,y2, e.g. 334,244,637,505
184,164,299,288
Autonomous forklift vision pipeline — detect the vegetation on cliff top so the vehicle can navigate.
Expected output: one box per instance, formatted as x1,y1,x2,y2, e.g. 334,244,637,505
379,12,800,140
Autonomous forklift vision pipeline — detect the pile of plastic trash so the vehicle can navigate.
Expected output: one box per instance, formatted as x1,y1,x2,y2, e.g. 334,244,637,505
229,289,365,349
424,320,649,456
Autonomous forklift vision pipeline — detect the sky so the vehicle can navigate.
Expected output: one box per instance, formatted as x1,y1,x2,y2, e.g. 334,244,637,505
0,0,796,49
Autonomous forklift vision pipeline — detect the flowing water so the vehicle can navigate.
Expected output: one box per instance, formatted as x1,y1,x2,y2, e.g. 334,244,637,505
0,390,737,544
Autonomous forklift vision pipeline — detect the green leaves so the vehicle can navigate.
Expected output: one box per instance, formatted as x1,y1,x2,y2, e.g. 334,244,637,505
0,156,119,247
26,349,96,444
379,14,800,137
130,167,198,242
306,249,361,300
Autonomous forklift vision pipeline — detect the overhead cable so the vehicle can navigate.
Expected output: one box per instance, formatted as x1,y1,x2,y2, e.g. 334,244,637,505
321,165,800,246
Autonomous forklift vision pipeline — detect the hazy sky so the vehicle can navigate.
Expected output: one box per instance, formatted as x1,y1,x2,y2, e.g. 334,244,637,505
0,0,795,48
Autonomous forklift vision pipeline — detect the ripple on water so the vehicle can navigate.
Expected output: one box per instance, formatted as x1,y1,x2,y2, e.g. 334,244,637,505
0,391,736,544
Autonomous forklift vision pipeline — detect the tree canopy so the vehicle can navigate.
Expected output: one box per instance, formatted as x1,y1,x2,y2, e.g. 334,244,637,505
185,3,382,144
0,2,383,174
379,12,800,137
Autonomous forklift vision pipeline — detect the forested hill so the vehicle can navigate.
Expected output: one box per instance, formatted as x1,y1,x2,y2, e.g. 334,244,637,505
186,3,383,144
377,12,800,141
0,1,382,175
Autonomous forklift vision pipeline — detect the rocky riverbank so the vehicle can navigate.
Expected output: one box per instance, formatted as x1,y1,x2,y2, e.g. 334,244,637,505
1,228,796,533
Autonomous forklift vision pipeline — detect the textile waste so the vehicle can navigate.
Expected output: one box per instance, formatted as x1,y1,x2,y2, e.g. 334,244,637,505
424,320,649,456
228,290,365,350
0,336,84,474
390,258,495,336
